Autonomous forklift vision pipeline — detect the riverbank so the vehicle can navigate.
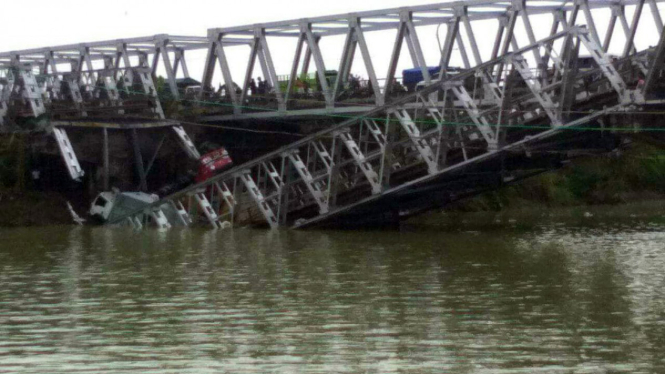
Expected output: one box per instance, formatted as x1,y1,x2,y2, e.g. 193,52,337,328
447,141,665,212
409,199,665,231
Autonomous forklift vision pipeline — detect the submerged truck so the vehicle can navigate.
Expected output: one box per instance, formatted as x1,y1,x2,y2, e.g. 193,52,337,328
89,146,233,225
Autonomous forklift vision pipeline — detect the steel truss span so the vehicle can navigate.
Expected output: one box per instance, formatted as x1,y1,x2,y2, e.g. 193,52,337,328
1,0,664,124
114,25,665,230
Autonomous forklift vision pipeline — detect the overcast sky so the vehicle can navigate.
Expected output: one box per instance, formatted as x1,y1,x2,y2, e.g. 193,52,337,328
0,0,438,51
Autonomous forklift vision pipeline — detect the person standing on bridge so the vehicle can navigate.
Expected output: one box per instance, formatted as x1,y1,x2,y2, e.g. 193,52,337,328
250,78,257,96
257,77,266,96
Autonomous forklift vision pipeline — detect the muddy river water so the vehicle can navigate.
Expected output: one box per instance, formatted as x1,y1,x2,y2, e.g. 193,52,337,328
1,204,664,373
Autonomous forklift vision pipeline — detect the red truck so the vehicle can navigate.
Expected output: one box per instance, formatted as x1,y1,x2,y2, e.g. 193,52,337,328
195,148,233,183
156,147,233,197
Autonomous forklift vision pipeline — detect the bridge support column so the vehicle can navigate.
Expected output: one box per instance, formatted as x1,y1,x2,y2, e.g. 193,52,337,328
130,129,147,191
103,127,109,190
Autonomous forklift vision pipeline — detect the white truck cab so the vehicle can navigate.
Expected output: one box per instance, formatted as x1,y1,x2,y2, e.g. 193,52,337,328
89,191,117,221
89,190,160,224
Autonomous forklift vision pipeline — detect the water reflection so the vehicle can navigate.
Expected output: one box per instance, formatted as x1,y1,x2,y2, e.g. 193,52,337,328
0,215,664,373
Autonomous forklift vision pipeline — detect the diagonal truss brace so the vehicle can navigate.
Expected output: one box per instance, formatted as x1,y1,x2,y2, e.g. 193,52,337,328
443,81,499,150
335,129,382,194
392,109,439,174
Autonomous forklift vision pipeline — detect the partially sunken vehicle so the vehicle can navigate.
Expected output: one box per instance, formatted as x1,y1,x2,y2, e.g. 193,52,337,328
89,146,234,227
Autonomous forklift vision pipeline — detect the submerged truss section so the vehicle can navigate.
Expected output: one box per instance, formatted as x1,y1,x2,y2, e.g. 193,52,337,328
114,26,657,230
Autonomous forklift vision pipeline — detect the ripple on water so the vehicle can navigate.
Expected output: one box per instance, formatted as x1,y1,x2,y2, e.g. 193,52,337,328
0,221,664,373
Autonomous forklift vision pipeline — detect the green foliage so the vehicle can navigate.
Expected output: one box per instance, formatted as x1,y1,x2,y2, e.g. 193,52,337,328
459,141,665,211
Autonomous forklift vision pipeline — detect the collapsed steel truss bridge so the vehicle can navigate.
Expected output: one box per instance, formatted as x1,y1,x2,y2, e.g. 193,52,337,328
2,0,665,229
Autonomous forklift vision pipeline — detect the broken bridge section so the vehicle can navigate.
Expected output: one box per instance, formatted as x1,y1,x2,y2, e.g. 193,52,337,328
113,26,665,230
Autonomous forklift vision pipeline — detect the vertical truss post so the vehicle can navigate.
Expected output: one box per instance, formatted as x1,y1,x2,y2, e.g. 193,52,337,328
615,5,637,57
276,156,289,225
239,37,259,110
623,0,645,58
302,23,333,108
559,37,580,123
200,34,217,99
560,2,579,58
157,38,179,100
301,42,313,78
333,25,356,100
649,0,664,33
215,36,241,113
65,60,86,116
403,11,431,85
578,0,602,47
605,6,620,52
490,17,506,61
102,127,109,190
643,22,665,95
117,43,134,89
45,51,62,100
542,11,562,69
326,134,343,209
495,10,517,83
459,7,482,67
150,48,160,80
256,28,286,111
515,0,543,70
458,7,502,102
352,17,382,105
130,129,148,191
495,68,515,144
285,34,306,107
174,50,190,78
0,84,8,127
377,117,393,189
385,20,407,99
173,51,182,78
455,33,471,69
440,17,459,73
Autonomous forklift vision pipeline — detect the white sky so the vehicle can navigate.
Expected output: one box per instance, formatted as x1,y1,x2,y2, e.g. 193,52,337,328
1,1,661,87
0,0,437,49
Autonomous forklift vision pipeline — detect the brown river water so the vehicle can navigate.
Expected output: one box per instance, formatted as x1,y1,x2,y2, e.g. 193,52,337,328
1,203,664,373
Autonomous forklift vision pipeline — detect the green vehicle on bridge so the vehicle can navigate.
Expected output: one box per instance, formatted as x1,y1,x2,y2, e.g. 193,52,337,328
277,71,338,93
